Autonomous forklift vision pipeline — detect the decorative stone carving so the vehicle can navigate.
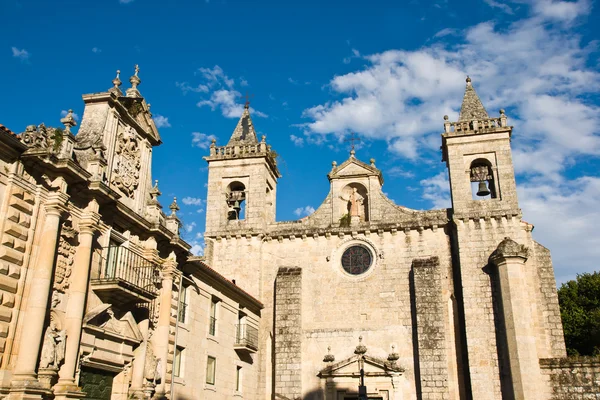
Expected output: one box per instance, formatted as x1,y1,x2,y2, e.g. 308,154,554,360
490,237,529,262
53,221,78,292
111,126,141,199
39,313,67,369
144,344,159,384
20,123,61,150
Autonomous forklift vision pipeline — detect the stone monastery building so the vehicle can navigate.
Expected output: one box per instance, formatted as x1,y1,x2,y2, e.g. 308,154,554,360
0,67,597,400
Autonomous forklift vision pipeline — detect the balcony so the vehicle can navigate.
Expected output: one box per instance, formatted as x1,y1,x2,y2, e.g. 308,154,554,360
234,323,258,353
91,246,159,304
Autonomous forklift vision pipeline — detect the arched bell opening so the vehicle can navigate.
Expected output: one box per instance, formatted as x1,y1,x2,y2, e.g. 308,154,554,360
226,181,246,220
470,159,496,200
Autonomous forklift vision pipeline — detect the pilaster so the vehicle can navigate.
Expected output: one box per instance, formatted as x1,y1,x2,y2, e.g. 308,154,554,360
9,190,69,400
54,200,101,399
152,252,177,399
490,238,542,400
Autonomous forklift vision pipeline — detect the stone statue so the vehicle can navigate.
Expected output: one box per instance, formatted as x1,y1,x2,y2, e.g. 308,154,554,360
39,318,66,369
340,187,364,217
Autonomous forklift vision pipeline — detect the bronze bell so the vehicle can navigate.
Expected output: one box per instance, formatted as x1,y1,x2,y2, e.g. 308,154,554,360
233,200,241,211
477,181,491,197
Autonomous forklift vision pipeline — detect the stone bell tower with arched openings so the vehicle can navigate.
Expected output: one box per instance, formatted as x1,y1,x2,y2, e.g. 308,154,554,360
204,103,280,236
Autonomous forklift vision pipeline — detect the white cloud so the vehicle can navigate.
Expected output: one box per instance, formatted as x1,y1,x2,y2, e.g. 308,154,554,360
176,81,209,94
153,114,171,128
196,232,204,239
184,221,197,233
433,28,459,38
190,241,204,256
294,206,315,217
288,77,298,85
386,166,415,179
290,134,304,147
420,172,451,209
197,65,234,88
519,177,600,283
60,110,80,121
483,0,514,14
181,197,203,206
197,90,267,118
301,9,600,179
92,47,102,53
11,47,29,61
240,78,249,87
191,132,217,149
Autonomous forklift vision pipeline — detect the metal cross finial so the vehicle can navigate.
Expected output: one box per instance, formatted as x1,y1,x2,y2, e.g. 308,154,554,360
134,64,140,76
243,92,254,108
344,132,361,151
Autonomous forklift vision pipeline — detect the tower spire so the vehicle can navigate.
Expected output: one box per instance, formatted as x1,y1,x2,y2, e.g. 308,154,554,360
458,76,489,121
227,101,258,146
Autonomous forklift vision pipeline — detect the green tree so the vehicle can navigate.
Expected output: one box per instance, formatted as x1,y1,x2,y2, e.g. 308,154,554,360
557,271,600,356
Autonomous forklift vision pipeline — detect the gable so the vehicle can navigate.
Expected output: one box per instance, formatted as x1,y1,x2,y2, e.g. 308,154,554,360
319,355,404,378
336,162,374,177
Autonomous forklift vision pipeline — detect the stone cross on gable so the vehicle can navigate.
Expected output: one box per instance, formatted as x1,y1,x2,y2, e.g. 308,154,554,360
345,132,361,151
243,92,254,108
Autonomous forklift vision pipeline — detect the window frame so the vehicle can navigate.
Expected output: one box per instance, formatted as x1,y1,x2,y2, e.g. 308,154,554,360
174,346,184,378
206,356,216,385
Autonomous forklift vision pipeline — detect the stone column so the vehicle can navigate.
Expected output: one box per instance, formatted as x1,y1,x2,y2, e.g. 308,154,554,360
54,200,100,399
9,191,69,399
490,237,540,400
152,252,177,399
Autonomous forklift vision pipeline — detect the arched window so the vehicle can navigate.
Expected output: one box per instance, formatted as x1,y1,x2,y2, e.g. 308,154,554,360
470,159,496,200
226,181,246,220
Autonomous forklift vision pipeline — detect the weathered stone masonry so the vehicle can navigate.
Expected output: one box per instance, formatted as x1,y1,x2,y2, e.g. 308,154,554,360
274,267,302,400
412,256,450,400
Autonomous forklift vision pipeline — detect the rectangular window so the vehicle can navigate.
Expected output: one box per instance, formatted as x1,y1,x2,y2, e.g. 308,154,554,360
236,366,242,392
178,286,188,323
206,356,216,385
174,346,184,377
209,298,218,336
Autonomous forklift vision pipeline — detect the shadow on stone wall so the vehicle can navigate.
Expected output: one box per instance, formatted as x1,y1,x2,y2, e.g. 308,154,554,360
483,262,514,400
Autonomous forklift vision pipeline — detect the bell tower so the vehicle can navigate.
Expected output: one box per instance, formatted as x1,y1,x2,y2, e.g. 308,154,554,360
203,103,280,236
442,77,520,218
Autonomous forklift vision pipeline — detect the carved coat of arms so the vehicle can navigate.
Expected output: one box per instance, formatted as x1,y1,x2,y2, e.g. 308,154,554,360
112,127,141,199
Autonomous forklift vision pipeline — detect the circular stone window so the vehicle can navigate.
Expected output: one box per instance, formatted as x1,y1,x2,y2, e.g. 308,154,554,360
341,245,373,275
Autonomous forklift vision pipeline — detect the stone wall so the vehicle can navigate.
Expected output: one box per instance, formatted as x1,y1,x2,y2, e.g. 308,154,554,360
412,256,450,400
274,267,302,400
540,357,600,399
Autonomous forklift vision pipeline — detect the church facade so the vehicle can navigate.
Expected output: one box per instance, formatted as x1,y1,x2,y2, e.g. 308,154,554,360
202,77,599,400
0,68,597,400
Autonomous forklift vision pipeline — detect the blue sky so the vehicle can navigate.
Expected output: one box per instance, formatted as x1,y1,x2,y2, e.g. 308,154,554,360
2,0,599,283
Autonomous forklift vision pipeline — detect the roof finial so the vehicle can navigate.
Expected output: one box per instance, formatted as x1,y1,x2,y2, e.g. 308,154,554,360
466,76,472,86
126,65,142,98
113,70,122,88
169,197,180,216
60,109,77,133
130,65,141,89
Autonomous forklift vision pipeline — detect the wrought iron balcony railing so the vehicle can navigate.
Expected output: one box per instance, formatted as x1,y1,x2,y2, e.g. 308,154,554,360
91,246,159,304
235,323,258,352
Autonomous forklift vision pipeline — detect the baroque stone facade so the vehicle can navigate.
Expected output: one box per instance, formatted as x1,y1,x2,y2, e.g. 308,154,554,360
201,78,600,399
0,68,262,400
